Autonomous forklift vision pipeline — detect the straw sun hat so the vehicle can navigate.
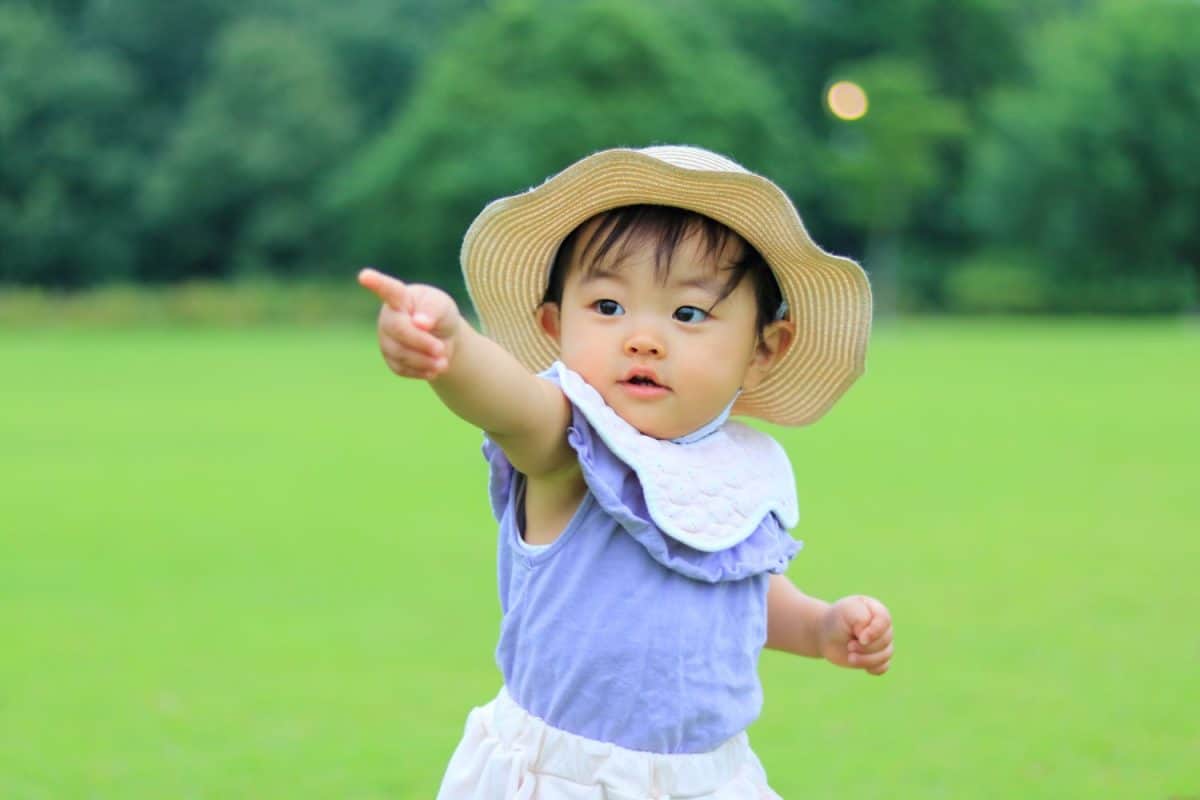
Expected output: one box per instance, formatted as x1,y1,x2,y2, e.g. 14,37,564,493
461,145,872,427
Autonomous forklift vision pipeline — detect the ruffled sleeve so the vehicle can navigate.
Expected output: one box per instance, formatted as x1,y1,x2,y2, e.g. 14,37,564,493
566,405,801,584
482,436,516,523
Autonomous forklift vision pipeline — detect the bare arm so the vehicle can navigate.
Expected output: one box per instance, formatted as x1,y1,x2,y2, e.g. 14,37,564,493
429,323,574,477
765,573,830,657
358,268,574,478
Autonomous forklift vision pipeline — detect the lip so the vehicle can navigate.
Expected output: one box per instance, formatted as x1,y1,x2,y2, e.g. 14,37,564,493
620,381,671,399
619,367,671,398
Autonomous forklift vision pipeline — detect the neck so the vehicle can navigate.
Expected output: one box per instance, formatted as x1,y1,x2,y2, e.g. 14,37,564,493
670,390,741,445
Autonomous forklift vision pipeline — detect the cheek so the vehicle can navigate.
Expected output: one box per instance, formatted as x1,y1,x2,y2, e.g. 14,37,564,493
557,318,608,369
684,330,757,386
557,315,588,354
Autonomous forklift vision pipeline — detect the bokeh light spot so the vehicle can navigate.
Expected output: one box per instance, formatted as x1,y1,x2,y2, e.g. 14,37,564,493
827,80,868,121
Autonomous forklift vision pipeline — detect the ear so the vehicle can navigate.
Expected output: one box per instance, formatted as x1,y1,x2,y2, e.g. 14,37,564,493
742,319,795,391
537,302,562,343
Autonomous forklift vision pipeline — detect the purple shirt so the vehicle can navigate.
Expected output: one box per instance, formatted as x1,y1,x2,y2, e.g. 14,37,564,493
484,383,801,754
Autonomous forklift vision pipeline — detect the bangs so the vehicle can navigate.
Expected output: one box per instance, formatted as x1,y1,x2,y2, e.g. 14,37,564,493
574,205,744,288
541,204,784,334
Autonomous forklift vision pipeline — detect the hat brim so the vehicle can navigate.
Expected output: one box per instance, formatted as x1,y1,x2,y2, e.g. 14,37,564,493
461,148,871,426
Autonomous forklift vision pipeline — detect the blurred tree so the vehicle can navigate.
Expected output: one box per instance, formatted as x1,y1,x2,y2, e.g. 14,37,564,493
140,19,359,281
78,0,485,142
329,0,802,295
0,6,143,286
248,0,487,128
695,0,1030,247
79,0,246,113
821,57,966,313
965,0,1200,311
35,0,89,25
63,0,488,285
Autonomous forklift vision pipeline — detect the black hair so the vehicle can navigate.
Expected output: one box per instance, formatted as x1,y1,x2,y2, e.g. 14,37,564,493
540,204,785,337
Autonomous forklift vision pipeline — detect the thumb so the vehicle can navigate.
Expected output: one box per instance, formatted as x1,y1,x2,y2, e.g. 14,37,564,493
409,286,461,341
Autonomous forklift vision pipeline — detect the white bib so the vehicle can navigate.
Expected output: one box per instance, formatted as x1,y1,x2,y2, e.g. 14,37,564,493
553,363,799,552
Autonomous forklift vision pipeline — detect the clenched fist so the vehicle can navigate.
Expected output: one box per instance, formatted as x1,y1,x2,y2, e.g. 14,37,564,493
820,595,894,676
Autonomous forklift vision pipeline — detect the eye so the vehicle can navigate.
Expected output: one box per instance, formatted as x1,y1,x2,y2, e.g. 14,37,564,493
673,305,709,323
593,299,625,316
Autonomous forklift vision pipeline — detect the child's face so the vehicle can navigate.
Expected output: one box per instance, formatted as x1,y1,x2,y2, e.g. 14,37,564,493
539,221,784,439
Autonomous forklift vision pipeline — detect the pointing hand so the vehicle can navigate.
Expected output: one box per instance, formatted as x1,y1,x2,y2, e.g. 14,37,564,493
357,268,463,380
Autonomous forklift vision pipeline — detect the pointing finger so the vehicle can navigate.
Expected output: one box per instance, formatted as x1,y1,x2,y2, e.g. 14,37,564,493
358,268,408,311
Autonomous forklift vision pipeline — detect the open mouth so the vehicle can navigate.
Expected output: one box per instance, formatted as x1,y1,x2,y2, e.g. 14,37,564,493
621,372,669,393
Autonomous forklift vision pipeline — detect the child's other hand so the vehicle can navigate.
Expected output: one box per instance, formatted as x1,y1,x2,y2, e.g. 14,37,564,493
820,595,893,676
358,268,463,380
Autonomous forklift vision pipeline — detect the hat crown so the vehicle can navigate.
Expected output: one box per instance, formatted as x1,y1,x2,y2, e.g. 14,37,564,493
636,145,752,176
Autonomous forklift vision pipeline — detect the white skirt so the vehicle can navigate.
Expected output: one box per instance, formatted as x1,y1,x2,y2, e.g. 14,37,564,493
436,688,781,799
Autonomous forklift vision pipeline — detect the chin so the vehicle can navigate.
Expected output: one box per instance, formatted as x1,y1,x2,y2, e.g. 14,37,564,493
624,416,681,441
607,405,661,438
633,425,671,440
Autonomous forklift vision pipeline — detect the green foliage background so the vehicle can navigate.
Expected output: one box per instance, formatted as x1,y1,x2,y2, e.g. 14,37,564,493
2,0,1198,312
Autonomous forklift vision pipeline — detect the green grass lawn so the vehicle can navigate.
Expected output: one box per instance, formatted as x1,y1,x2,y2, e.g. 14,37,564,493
2,319,1197,798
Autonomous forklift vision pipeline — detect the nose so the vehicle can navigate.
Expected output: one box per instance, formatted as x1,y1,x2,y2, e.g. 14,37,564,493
624,330,665,358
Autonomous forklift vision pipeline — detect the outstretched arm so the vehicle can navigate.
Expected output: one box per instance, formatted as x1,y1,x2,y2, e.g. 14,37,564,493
765,574,894,676
358,268,574,478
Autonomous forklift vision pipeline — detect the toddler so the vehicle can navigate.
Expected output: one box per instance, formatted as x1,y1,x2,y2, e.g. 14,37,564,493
359,145,893,798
